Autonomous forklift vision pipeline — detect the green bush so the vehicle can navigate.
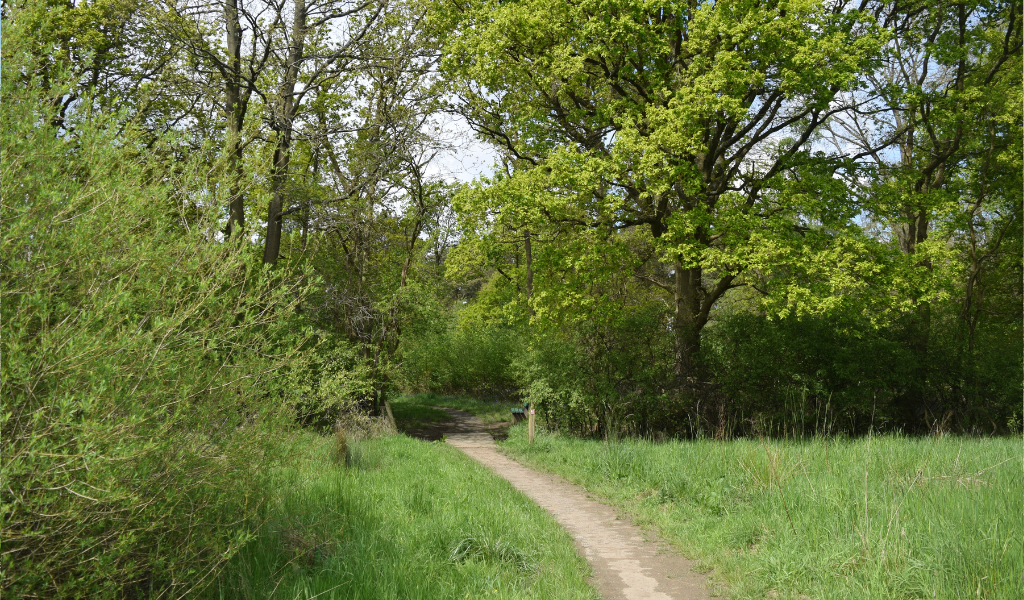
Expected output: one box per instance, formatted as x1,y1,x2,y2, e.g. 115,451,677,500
293,336,376,431
1,16,308,597
517,302,677,437
400,321,524,397
703,307,1023,436
397,281,525,398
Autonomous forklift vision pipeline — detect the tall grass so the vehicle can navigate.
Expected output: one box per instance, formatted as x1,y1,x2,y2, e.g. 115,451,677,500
502,428,1022,599
212,432,597,600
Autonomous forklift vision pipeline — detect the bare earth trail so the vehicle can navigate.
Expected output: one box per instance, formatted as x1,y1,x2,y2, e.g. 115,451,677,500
438,407,713,600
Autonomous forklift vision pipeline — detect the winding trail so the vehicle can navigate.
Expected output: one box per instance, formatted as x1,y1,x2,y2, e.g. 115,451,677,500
439,407,713,600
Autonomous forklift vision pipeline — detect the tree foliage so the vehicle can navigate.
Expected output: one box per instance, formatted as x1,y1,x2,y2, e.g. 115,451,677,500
425,0,1021,435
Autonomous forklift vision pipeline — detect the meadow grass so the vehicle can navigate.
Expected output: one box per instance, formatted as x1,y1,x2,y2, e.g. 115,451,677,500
394,394,522,425
502,427,1023,599
211,431,597,600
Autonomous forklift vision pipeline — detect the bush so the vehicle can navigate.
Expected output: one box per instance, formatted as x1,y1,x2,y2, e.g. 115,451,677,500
518,302,677,437
703,312,910,436
293,336,375,431
397,278,525,398
703,307,1023,436
1,17,308,597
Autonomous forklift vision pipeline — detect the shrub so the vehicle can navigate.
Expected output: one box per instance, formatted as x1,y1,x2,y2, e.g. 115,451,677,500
703,307,1023,436
517,302,677,437
1,15,308,597
397,280,525,399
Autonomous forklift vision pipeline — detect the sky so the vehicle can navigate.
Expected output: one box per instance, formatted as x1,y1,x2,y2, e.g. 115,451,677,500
422,112,499,185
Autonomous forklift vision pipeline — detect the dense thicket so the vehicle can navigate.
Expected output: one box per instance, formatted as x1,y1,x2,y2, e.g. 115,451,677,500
1,0,453,594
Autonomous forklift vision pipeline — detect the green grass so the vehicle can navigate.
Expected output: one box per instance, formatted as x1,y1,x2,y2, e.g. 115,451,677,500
212,431,597,600
389,402,453,429
501,427,1023,600
395,394,522,425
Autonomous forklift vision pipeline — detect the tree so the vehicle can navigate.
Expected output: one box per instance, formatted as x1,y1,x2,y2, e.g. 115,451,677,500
161,0,279,237
261,0,388,264
823,0,1022,426
160,0,388,256
439,0,884,379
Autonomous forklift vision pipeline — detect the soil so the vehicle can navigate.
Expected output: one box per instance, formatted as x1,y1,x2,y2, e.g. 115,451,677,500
438,407,714,600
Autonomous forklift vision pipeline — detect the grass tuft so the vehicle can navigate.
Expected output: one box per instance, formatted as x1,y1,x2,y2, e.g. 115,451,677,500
448,536,536,573
333,424,351,467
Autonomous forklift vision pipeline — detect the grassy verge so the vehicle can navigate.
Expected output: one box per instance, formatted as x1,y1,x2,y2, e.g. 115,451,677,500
501,427,1022,600
394,393,522,425
212,431,597,600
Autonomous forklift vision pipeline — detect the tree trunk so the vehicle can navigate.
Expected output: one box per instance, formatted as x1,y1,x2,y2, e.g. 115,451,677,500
263,0,307,265
300,151,318,253
673,260,701,381
894,202,932,430
524,230,534,315
224,0,246,238
401,218,421,287
263,143,290,264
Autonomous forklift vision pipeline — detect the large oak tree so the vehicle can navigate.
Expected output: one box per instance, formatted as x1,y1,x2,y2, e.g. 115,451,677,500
438,0,884,379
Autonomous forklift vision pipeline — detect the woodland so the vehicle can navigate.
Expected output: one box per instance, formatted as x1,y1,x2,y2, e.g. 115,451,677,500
1,0,1021,596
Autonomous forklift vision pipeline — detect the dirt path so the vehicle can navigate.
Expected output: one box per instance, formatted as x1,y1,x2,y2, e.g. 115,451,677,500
438,407,713,600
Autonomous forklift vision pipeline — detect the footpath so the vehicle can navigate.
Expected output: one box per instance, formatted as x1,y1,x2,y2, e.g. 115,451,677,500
439,407,713,600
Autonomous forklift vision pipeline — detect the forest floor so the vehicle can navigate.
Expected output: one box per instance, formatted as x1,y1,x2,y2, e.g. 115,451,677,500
391,402,512,441
437,407,714,600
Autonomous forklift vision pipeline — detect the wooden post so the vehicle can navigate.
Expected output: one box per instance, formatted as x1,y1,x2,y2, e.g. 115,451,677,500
528,407,535,445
